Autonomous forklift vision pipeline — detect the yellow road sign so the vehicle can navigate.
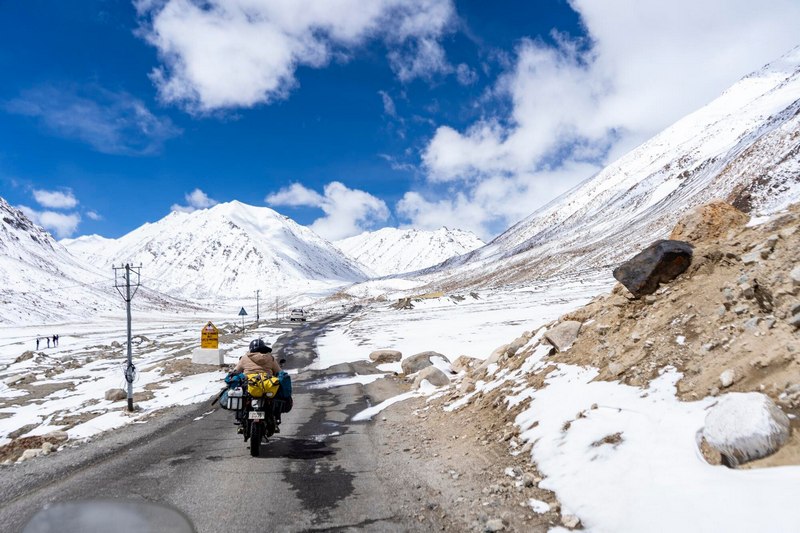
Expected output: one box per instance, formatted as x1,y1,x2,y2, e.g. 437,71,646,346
201,321,219,349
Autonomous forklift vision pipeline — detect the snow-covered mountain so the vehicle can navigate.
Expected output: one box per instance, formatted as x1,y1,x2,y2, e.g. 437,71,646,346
63,201,370,300
335,227,484,276
0,197,197,325
418,45,800,290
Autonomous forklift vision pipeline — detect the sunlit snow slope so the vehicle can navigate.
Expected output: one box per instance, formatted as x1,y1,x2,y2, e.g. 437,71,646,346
423,45,800,290
335,227,484,276
63,201,369,300
0,197,196,325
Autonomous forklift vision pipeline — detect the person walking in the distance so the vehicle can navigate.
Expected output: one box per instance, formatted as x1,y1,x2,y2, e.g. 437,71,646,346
36,337,40,350
46,337,50,348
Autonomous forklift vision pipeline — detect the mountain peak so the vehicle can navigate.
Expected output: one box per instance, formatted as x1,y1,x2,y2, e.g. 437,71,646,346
64,200,368,299
336,226,484,276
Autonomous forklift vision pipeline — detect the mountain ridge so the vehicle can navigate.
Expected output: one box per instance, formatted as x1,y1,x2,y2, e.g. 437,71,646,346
63,200,371,301
410,45,800,291
0,197,199,324
335,226,484,277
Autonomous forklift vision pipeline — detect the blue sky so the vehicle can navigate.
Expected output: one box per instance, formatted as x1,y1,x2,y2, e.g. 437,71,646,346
1,1,798,241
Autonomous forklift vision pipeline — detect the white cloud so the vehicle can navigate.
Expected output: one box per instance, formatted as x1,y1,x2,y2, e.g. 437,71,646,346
170,188,219,213
415,0,800,237
378,153,416,173
388,36,451,83
4,85,181,156
136,0,455,112
18,205,81,239
398,161,599,240
266,181,389,240
455,63,478,85
265,183,324,207
397,191,491,238
33,189,78,209
378,90,397,117
86,211,102,221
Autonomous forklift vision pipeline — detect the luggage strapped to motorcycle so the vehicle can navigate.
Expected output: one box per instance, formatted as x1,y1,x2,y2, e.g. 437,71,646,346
246,372,280,398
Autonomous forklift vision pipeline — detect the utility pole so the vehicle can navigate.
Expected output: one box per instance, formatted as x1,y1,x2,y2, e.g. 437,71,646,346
255,290,260,324
113,263,141,412
275,295,279,321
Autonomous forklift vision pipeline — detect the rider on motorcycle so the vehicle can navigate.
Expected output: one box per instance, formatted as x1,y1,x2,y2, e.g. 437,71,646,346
234,338,281,376
230,338,285,433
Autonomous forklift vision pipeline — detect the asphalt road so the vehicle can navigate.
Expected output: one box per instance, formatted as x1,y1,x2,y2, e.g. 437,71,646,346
0,312,411,532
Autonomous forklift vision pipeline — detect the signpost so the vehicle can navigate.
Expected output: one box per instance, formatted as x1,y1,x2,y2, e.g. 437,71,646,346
192,320,223,366
201,321,219,349
238,307,247,331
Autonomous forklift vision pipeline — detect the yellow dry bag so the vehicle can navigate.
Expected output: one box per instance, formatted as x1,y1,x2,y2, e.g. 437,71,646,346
246,373,280,398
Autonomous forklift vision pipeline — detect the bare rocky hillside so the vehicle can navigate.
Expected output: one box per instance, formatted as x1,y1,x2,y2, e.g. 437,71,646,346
436,201,799,471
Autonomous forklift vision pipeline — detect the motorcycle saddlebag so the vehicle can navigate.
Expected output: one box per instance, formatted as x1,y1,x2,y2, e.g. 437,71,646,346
281,397,293,413
246,373,280,398
218,389,230,410
225,386,244,410
276,371,292,399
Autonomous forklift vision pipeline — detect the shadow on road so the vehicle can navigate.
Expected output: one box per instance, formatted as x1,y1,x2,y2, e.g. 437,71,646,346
251,436,336,461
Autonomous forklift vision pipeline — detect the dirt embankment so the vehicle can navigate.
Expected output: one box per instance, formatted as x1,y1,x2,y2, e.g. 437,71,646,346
424,201,799,491
560,204,799,403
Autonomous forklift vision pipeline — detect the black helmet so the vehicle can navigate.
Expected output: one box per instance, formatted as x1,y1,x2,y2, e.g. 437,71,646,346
249,338,271,354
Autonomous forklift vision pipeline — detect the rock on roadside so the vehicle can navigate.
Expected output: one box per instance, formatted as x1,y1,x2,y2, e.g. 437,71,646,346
720,369,736,388
702,392,791,466
613,239,693,297
369,349,402,364
484,518,505,532
401,351,445,374
561,514,581,529
412,366,450,389
18,449,42,462
544,321,582,353
473,344,509,376
105,388,127,402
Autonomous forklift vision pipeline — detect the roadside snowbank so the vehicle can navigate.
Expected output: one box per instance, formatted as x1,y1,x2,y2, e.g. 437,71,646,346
315,278,608,370
514,364,799,532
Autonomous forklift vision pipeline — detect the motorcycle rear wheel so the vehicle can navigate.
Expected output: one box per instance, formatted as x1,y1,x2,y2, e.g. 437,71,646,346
250,423,263,456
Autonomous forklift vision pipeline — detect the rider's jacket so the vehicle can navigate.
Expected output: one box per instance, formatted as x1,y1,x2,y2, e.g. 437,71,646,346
234,352,282,376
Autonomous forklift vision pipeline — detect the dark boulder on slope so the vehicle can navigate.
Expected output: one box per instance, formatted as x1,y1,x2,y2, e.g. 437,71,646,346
613,240,693,297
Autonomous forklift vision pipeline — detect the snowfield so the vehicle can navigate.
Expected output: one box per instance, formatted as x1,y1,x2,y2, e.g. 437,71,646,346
315,274,611,370
0,316,289,449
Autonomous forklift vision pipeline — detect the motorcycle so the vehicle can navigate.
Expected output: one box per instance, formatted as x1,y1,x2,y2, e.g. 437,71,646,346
236,389,282,457
215,358,288,457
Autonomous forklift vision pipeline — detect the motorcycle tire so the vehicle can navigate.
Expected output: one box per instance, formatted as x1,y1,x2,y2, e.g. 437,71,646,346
250,423,263,457
265,415,276,438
